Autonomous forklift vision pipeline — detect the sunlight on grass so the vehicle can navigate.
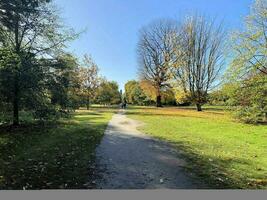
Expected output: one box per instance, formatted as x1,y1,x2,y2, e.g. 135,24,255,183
127,106,267,189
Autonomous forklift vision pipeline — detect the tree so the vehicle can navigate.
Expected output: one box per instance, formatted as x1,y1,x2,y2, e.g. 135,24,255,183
231,0,267,77
96,80,121,105
226,0,267,123
125,80,136,103
139,80,157,103
49,53,80,111
124,80,147,105
0,48,20,123
0,0,76,125
231,75,267,123
78,54,100,110
138,80,176,105
174,88,191,106
173,15,225,111
207,89,230,106
137,19,179,107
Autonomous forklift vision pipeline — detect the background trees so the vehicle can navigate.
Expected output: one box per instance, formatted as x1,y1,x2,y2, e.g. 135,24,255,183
125,80,147,105
136,16,225,111
124,80,176,106
134,0,265,123
0,0,265,125
96,80,121,105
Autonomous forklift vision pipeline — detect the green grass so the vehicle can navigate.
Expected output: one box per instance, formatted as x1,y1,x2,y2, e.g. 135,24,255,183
126,106,267,189
0,107,115,189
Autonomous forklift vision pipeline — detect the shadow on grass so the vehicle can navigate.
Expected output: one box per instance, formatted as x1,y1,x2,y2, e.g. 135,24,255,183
168,140,253,189
0,112,110,189
125,108,266,188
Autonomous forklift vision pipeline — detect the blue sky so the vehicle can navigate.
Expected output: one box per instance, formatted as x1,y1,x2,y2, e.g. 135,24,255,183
55,0,253,90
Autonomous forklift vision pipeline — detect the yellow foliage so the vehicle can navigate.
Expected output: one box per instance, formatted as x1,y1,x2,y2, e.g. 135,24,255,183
139,80,157,100
174,89,189,104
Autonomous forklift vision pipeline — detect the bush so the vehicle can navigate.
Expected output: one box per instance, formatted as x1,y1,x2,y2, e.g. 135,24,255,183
235,106,265,124
231,75,267,123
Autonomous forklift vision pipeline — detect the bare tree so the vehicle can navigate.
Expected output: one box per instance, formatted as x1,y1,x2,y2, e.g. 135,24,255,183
137,19,179,107
79,54,100,110
174,15,225,111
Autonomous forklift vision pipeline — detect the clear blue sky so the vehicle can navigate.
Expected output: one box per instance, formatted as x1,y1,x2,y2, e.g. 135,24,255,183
55,0,253,91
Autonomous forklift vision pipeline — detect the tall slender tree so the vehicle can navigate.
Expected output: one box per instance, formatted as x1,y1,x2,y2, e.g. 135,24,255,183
78,54,100,110
173,15,225,111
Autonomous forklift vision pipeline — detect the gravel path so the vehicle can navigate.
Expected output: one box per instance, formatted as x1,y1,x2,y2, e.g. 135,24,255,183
94,110,205,189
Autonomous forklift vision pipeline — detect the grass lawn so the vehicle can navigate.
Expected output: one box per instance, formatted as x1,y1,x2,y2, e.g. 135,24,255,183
126,106,267,189
0,107,115,189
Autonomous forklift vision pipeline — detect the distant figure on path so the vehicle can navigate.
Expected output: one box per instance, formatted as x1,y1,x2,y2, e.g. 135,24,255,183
120,102,127,109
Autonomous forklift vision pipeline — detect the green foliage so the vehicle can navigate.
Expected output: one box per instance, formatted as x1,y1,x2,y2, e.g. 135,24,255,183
208,89,230,106
232,75,267,123
0,0,78,125
227,0,267,123
161,88,177,105
230,0,267,77
0,49,80,123
125,80,147,105
96,80,121,105
125,80,176,106
77,55,101,109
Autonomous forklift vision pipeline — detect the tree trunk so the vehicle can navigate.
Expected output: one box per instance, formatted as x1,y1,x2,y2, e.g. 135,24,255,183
13,15,20,126
156,95,162,107
86,96,90,110
196,103,202,111
13,78,19,126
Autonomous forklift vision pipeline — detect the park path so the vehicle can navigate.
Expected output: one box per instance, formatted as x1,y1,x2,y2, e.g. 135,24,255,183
94,110,204,189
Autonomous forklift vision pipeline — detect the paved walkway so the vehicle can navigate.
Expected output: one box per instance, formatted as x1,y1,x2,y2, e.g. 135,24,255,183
94,110,204,189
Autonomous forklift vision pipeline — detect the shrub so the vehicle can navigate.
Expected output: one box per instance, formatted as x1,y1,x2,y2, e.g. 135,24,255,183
232,75,267,123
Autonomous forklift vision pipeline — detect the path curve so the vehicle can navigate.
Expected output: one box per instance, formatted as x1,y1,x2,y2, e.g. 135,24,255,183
94,110,204,189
